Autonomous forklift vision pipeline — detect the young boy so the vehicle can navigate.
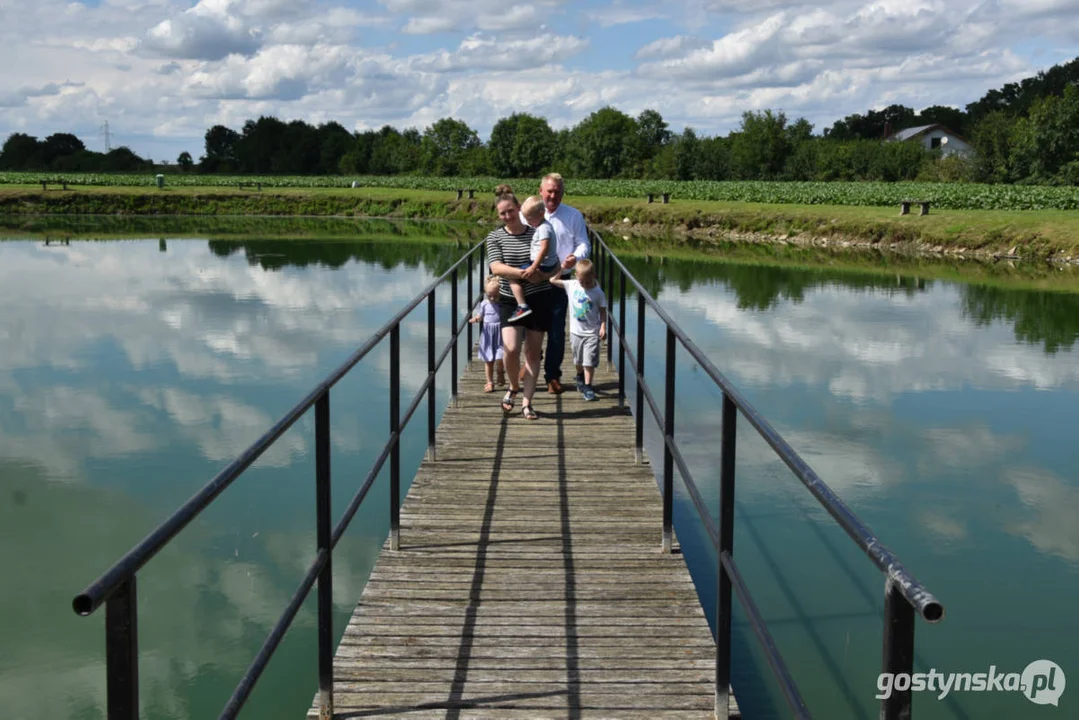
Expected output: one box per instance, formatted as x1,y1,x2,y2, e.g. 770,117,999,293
507,195,561,324
551,258,606,401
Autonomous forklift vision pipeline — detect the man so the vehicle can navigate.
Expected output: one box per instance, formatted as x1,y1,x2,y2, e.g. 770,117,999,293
537,173,590,393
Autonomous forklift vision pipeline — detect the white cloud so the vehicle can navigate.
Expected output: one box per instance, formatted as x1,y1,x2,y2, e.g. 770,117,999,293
0,0,1077,161
635,35,712,60
410,33,589,73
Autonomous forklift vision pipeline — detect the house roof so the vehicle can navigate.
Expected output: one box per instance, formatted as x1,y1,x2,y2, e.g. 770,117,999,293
886,124,969,143
889,124,938,141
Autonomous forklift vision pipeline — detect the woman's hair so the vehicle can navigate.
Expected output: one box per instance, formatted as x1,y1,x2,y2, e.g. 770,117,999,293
494,183,513,196
484,275,501,293
496,191,519,207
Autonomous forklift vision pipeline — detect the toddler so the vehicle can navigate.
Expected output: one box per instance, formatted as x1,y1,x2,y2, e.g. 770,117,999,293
507,195,560,323
551,258,606,401
469,276,506,391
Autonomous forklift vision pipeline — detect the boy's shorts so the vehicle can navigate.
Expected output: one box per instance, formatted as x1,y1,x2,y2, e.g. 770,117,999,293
571,332,600,368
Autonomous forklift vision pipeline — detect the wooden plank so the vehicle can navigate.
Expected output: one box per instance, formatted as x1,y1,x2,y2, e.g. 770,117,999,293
308,338,740,718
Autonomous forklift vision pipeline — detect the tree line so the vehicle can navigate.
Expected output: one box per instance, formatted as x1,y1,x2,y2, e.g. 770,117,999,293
3,56,1077,184
0,133,152,173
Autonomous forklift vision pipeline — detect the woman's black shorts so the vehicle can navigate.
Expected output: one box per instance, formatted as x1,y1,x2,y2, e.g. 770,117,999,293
497,288,553,333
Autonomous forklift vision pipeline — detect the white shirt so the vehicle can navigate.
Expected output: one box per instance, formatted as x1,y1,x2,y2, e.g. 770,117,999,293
544,202,590,271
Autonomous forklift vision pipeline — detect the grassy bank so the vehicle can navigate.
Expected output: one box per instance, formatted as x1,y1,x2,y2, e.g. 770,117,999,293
2,184,1078,261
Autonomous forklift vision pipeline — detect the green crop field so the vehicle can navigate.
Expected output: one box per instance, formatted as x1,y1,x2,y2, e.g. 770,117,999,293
2,172,1079,211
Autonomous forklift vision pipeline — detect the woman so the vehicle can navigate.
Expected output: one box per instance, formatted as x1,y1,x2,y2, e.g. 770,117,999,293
485,190,558,419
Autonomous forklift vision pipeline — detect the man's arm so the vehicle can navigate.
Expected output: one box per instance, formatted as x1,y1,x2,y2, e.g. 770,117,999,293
572,210,591,260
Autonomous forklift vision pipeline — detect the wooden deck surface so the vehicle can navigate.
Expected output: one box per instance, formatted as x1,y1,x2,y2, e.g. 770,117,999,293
309,340,739,719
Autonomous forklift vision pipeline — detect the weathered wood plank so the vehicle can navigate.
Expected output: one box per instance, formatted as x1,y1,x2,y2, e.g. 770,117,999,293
309,341,739,718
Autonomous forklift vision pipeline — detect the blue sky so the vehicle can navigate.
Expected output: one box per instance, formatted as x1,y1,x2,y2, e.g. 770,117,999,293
1,0,1077,164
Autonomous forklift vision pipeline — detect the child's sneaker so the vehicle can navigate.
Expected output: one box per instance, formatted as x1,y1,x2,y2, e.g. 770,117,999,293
574,372,585,388
582,385,597,401
507,305,532,324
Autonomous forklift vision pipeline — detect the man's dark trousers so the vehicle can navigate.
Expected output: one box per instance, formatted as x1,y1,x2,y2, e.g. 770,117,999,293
544,286,569,383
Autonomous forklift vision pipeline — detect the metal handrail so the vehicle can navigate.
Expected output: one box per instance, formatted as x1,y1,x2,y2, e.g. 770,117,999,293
592,230,944,719
71,239,489,720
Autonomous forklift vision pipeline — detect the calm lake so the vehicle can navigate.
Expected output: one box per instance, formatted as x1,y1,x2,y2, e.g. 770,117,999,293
2,221,1077,719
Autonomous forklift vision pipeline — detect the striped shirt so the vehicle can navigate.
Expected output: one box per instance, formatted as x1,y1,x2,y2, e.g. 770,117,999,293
485,225,552,299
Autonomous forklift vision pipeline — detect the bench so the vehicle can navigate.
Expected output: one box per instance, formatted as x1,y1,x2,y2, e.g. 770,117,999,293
455,189,475,200
646,192,671,204
900,200,931,216
40,180,72,191
235,182,262,191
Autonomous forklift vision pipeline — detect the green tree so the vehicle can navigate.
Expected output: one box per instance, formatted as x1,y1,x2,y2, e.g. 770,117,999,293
636,109,670,158
421,118,481,176
916,105,967,135
316,121,353,175
969,111,1019,183
177,151,194,171
488,113,555,177
566,106,640,178
730,110,791,180
673,128,699,180
1010,85,1079,181
0,133,41,170
41,133,85,166
201,124,240,172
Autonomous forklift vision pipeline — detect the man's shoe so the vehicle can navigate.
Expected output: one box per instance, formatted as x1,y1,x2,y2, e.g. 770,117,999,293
547,378,563,394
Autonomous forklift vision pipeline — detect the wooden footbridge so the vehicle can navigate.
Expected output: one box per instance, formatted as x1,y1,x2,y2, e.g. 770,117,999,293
311,351,733,718
72,236,945,720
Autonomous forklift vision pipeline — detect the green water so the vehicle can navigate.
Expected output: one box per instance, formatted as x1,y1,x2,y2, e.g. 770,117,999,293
1,227,1077,719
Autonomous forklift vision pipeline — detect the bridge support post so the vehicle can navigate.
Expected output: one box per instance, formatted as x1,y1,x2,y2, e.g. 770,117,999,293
467,253,473,370
106,577,139,720
618,269,626,408
390,326,401,550
451,269,459,408
427,292,436,461
662,327,675,553
635,292,645,464
606,250,614,367
716,394,736,719
315,393,334,719
881,578,916,720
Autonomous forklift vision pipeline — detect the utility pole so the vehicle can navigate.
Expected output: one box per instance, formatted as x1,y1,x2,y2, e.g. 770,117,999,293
100,120,112,151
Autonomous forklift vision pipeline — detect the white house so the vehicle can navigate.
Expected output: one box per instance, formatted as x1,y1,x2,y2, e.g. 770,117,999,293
886,124,973,157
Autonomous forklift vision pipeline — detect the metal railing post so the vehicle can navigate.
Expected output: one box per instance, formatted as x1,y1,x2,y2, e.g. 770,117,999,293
105,577,139,720
427,291,436,461
662,327,675,553
716,393,737,719
314,393,333,720
467,255,473,369
635,292,645,464
390,325,401,550
451,268,459,408
882,579,916,720
618,268,626,407
606,249,614,366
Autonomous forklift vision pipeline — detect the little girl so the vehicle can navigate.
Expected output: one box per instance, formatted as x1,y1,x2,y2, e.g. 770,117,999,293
469,276,505,392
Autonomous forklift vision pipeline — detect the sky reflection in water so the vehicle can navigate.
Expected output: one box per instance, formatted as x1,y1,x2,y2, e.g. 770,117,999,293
1,238,1077,720
617,256,1079,719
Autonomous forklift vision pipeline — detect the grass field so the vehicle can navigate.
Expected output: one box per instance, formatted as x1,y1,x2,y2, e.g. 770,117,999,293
3,172,1079,210
1,183,1077,260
